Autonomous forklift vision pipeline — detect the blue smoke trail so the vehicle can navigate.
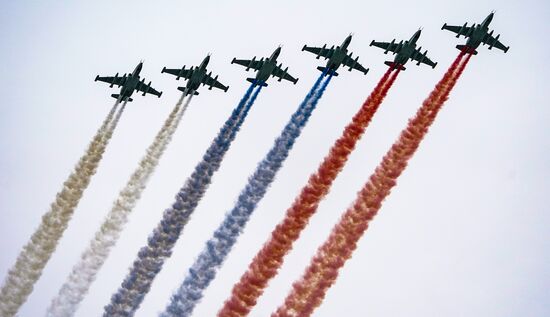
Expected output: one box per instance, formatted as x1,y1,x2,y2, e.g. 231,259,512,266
103,84,261,316
162,73,333,317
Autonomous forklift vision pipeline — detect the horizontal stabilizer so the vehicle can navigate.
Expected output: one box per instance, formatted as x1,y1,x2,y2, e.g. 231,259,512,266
317,66,339,76
110,94,133,102
111,94,134,102
456,45,478,55
384,61,406,71
246,78,268,87
177,87,199,95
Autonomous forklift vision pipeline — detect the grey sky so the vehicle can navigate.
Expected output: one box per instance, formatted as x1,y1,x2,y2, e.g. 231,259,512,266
0,0,548,316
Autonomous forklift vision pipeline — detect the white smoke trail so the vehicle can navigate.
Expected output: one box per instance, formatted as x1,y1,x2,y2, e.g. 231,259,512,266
0,102,125,317
46,96,192,317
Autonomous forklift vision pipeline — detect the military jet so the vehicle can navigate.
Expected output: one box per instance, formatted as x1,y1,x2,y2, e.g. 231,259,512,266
95,62,162,102
302,34,369,76
162,55,228,96
231,46,298,87
442,12,509,54
370,29,437,70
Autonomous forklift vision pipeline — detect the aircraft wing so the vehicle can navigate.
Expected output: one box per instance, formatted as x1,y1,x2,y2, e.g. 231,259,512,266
162,67,194,80
202,74,229,92
95,74,128,87
271,65,298,84
410,49,437,68
302,45,333,59
482,33,509,52
442,23,473,38
232,58,265,71
136,80,162,97
370,40,400,54
342,54,369,75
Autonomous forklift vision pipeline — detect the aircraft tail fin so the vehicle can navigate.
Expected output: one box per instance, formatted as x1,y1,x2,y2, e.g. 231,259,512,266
247,78,268,87
317,66,339,76
177,87,199,95
456,45,478,55
384,61,406,71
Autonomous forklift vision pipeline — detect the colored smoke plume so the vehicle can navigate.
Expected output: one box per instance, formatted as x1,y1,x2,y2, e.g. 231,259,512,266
47,94,192,317
274,52,471,317
218,67,400,317
0,101,126,317
162,73,332,317
103,85,261,316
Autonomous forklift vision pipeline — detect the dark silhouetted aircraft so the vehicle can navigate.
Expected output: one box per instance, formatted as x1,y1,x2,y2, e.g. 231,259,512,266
231,46,298,87
370,29,437,70
442,12,509,54
162,55,228,96
302,34,369,76
95,62,162,102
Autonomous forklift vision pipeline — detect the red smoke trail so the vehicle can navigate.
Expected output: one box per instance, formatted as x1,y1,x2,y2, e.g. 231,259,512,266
272,52,472,317
218,67,400,317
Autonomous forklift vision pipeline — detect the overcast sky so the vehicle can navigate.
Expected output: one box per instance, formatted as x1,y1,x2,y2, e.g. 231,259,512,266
0,1,548,316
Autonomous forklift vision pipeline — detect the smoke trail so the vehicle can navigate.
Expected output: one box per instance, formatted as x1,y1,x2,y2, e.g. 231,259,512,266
0,101,126,317
273,53,472,317
162,72,332,317
47,95,192,317
217,68,400,317
103,84,261,316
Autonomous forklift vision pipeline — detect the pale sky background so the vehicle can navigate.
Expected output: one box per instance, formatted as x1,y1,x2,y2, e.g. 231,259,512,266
0,1,548,316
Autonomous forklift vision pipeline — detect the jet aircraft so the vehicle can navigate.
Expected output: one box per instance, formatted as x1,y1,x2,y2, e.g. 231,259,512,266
95,62,162,102
370,29,437,70
442,12,509,54
231,46,298,87
162,55,229,96
302,34,369,76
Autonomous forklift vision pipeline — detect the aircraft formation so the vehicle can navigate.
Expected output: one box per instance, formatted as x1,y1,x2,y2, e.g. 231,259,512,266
95,12,508,103
0,12,510,317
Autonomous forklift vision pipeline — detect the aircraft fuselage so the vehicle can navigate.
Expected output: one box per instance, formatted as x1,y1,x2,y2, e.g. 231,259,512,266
325,36,352,72
254,47,281,83
118,63,143,100
185,56,210,93
465,13,493,49
393,30,421,66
